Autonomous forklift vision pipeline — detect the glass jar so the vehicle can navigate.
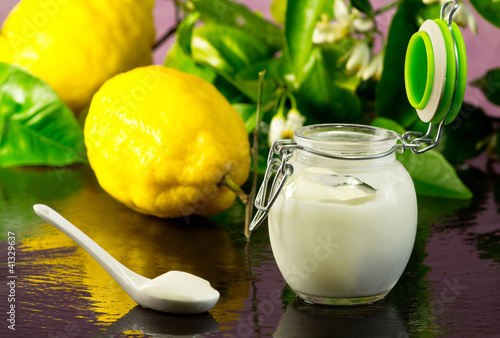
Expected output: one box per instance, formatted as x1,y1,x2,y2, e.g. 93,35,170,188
265,124,417,306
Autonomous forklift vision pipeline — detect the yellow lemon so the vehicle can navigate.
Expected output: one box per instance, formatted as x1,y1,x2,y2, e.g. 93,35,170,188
0,0,155,112
84,66,250,218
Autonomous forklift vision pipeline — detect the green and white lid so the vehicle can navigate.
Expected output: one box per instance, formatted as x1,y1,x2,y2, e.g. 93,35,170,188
404,1,467,125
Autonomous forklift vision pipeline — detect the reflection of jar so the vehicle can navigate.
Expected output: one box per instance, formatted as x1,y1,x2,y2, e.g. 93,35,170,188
274,299,407,336
267,124,417,305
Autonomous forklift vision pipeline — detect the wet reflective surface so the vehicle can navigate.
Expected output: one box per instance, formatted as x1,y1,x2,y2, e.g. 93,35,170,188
0,161,499,337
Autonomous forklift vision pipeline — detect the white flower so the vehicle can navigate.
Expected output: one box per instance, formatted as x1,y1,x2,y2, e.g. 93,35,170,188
312,0,374,45
312,18,348,44
267,109,306,147
346,42,371,77
268,114,286,147
334,0,349,18
351,15,375,33
361,52,384,81
284,109,306,137
453,1,477,34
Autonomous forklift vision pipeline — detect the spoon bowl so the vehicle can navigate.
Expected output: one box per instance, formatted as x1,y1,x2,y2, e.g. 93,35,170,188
33,204,219,314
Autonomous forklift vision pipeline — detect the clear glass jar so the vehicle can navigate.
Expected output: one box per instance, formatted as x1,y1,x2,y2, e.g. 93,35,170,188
267,124,417,306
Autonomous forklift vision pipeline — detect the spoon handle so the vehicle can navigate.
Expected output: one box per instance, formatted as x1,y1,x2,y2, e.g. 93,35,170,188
33,204,148,288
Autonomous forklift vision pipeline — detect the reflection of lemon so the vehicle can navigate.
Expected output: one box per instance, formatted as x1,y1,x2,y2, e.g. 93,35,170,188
0,0,155,112
24,178,250,325
84,66,250,218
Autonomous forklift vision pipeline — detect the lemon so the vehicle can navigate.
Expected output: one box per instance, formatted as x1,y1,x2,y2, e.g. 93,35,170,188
0,0,155,112
84,66,251,218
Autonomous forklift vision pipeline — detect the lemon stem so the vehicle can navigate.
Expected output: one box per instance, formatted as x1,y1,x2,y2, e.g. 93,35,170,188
221,174,248,205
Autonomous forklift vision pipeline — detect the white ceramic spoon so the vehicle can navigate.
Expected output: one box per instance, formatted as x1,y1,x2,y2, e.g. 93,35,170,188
33,204,220,314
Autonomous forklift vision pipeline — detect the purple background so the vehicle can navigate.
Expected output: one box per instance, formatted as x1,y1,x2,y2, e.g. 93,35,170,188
1,0,499,117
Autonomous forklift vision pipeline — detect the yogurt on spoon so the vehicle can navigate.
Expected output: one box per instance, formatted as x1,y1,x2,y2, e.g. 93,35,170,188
33,204,219,314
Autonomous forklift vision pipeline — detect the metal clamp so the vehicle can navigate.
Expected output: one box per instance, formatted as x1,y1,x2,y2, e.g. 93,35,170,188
400,120,445,154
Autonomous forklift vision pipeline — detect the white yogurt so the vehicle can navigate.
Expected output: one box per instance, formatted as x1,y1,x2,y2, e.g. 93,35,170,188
139,271,220,314
269,157,417,303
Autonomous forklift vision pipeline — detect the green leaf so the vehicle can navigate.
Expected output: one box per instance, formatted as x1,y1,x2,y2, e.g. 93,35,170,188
470,0,500,28
471,68,500,106
285,0,325,87
416,3,440,26
440,103,493,163
352,0,373,15
271,0,287,24
322,0,335,19
407,118,430,135
0,63,86,167
213,76,246,103
371,117,406,134
0,166,86,239
233,103,257,133
165,43,218,84
232,60,278,102
296,46,362,123
397,150,472,199
165,12,217,83
376,0,424,128
273,0,334,24
178,12,200,54
176,19,278,104
187,0,283,51
191,23,274,75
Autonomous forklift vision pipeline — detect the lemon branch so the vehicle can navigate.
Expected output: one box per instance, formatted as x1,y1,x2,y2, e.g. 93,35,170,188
221,71,266,239
244,70,267,239
153,26,177,50
153,2,181,50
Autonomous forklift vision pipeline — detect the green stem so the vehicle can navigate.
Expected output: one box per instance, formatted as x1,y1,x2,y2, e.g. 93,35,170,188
244,70,267,239
276,93,287,118
287,92,298,111
220,174,248,205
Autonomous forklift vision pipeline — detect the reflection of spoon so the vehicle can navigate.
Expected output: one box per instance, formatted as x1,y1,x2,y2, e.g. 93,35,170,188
33,204,219,314
104,305,219,336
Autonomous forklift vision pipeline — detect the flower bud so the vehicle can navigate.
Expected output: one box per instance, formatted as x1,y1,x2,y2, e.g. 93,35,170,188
453,2,477,34
361,52,384,81
268,114,286,147
283,109,306,138
346,42,370,76
351,17,375,33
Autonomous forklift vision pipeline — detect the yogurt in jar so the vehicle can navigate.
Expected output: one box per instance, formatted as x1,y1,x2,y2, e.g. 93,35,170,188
268,155,417,305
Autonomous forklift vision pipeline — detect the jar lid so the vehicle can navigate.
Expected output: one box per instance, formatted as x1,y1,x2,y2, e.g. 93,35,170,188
404,12,467,124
